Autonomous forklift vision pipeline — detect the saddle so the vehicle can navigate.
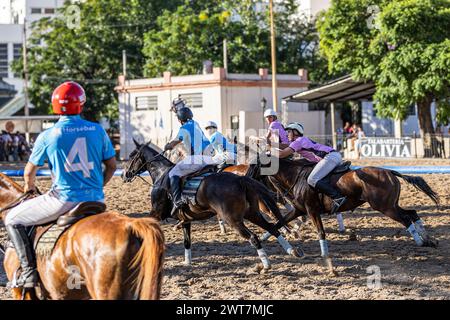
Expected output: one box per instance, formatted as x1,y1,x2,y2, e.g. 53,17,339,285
180,165,216,205
31,201,106,256
330,160,352,174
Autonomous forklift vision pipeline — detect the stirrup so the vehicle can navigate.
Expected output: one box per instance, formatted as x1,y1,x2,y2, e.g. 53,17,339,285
331,197,347,214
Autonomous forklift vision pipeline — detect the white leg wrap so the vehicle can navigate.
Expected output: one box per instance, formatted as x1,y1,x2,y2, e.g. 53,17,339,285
284,202,295,213
219,220,226,234
414,219,426,235
407,224,424,246
336,213,345,233
257,249,271,269
277,235,294,255
319,239,329,257
261,231,272,242
184,249,192,265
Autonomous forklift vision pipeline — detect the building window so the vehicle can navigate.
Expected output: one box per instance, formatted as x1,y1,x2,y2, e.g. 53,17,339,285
0,44,8,78
44,8,55,14
31,8,42,14
135,96,158,111
13,44,22,77
179,93,203,108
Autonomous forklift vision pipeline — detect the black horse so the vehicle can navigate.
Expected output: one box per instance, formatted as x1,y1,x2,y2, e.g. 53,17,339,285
122,141,302,272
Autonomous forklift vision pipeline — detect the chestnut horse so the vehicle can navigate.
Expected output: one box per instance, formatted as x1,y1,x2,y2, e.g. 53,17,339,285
0,173,164,300
225,157,440,269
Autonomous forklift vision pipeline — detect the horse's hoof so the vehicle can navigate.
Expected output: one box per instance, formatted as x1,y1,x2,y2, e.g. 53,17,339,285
422,237,439,248
348,231,358,241
254,264,271,274
290,248,305,259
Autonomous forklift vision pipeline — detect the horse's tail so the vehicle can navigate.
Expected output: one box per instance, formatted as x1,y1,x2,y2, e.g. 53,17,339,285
240,176,287,226
391,170,440,206
128,217,165,300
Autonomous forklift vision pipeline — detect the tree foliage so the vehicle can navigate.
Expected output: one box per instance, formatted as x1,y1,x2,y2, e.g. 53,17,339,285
143,0,329,83
318,0,450,130
13,0,182,120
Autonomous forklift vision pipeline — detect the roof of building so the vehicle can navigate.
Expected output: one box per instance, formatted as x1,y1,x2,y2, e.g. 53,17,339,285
284,75,376,103
115,68,310,92
0,79,16,95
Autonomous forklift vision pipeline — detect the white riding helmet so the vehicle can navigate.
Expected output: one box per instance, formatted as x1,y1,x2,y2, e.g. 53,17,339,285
263,109,277,118
286,122,304,135
205,121,218,129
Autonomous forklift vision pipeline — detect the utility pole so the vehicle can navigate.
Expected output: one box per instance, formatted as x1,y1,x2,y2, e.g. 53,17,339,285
122,50,127,79
22,18,30,143
269,0,278,112
223,39,228,71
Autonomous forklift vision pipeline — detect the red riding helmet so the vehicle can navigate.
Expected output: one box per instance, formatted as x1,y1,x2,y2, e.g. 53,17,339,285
51,81,86,115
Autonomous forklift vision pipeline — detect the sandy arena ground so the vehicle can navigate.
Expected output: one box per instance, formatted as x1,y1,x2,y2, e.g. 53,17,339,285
0,159,449,300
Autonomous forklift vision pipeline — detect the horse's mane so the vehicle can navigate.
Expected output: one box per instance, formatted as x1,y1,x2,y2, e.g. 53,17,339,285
0,172,24,193
145,142,174,166
279,157,316,168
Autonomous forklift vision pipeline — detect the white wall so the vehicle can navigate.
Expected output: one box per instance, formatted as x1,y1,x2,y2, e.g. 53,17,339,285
362,101,446,136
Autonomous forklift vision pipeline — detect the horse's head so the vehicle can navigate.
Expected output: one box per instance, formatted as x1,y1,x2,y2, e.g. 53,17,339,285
122,139,172,183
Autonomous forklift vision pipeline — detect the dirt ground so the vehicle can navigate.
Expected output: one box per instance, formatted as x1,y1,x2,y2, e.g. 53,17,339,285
0,159,449,300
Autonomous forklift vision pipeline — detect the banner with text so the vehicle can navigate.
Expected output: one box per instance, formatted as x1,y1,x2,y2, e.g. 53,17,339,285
359,137,412,158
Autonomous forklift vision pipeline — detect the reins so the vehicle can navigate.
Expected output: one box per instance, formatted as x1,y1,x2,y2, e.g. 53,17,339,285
125,146,166,184
0,188,42,214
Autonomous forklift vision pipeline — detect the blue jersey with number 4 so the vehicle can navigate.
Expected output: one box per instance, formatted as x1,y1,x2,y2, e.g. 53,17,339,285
29,115,115,202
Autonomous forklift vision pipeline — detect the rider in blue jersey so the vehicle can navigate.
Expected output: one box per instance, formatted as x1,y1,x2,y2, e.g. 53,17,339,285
204,121,237,165
4,82,117,288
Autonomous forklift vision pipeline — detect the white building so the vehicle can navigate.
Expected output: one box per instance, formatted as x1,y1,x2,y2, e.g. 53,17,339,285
115,67,329,160
297,0,331,18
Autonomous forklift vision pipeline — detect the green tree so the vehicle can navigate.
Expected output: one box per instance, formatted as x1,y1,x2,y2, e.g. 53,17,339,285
143,0,329,83
14,0,182,120
318,0,450,148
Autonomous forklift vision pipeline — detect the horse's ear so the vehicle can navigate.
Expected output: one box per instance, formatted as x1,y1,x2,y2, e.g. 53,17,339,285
133,138,141,147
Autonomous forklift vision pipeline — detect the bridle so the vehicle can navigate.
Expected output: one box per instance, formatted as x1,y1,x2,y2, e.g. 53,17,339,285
123,144,166,184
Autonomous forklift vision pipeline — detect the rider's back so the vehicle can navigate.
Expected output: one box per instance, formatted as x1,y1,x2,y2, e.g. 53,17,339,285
30,115,115,202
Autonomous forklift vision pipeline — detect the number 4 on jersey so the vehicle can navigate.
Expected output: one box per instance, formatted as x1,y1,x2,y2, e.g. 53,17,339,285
64,137,94,178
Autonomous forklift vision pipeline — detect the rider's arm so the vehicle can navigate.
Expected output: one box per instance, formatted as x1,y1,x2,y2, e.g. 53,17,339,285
164,139,181,151
272,146,295,159
103,156,117,186
24,162,39,192
269,142,290,149
265,130,272,145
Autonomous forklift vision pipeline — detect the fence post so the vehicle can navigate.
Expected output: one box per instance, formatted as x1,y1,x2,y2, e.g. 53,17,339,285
413,131,418,158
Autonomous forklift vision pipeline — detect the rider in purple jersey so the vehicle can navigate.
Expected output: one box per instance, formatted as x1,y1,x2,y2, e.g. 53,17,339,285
274,122,347,215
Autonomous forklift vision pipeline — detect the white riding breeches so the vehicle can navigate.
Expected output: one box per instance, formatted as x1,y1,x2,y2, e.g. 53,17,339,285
4,192,81,227
307,151,342,187
168,155,220,178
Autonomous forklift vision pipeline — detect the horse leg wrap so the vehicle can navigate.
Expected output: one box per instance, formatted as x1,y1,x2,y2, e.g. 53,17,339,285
414,219,426,236
257,249,271,269
184,249,192,265
319,239,329,257
260,231,272,242
284,202,295,214
277,235,294,255
336,213,345,233
219,220,226,234
407,224,424,246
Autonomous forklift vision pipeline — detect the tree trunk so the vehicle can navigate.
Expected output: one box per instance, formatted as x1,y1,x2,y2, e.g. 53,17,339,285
417,96,440,157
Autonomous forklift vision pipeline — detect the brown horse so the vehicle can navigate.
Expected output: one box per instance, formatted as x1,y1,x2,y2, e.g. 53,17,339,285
0,173,164,300
225,157,440,266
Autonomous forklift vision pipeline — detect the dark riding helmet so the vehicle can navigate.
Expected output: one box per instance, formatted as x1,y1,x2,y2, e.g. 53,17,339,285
176,107,193,122
171,95,187,112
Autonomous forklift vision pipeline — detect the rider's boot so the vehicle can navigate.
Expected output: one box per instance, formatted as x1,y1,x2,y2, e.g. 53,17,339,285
314,179,347,215
6,224,38,288
169,175,187,220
